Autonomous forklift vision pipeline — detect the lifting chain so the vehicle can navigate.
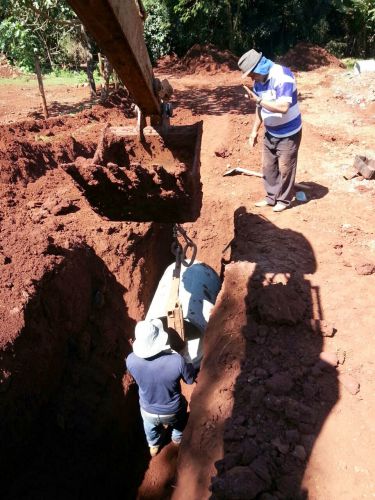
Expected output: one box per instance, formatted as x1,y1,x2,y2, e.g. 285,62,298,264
167,225,197,342
171,224,197,269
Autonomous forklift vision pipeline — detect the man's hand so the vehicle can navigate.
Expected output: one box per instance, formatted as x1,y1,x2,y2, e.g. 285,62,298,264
243,85,259,102
248,132,258,147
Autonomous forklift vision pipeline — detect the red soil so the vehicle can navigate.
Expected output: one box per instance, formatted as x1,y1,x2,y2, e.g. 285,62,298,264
278,42,346,71
157,44,238,75
1,45,375,500
0,53,23,78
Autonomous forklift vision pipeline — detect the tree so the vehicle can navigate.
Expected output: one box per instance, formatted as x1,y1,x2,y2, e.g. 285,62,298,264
334,0,375,56
0,0,82,70
143,0,172,62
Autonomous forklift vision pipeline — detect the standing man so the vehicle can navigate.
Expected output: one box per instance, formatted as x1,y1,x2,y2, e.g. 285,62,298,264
126,319,195,457
238,49,302,212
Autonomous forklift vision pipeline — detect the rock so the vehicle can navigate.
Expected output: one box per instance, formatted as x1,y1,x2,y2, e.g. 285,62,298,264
250,386,266,407
254,368,268,377
337,349,346,365
247,426,257,437
258,325,269,337
311,365,322,377
0,371,12,392
284,400,301,421
300,434,316,452
225,425,247,441
241,439,258,465
266,372,293,395
318,351,338,368
299,403,316,424
220,452,242,471
1,255,11,265
293,445,307,461
233,415,247,426
277,474,301,497
253,283,307,325
250,456,272,483
285,429,300,444
355,263,375,275
298,422,315,434
259,494,279,500
26,200,42,209
303,382,317,399
333,243,343,255
272,437,289,455
215,147,230,158
269,346,280,356
339,373,360,395
211,466,269,499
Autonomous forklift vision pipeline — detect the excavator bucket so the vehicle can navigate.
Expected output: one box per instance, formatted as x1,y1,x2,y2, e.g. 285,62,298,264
64,0,203,222
62,122,203,223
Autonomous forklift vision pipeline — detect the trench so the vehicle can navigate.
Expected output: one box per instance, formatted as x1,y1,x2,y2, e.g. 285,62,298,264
0,109,209,500
0,107,340,499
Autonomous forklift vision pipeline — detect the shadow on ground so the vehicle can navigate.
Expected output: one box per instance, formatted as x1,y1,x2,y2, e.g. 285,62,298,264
210,209,338,498
173,85,254,116
1,244,152,500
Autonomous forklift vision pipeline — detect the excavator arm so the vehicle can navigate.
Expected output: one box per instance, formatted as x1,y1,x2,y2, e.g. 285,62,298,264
66,0,160,116
63,0,203,224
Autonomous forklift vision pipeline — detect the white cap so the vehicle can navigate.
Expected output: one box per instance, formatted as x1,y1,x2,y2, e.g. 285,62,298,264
132,319,169,358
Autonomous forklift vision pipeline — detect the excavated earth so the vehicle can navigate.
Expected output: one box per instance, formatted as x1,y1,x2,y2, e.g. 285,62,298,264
1,45,375,500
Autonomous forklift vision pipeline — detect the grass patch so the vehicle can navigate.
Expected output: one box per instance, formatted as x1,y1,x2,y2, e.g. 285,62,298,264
0,69,101,86
341,58,356,70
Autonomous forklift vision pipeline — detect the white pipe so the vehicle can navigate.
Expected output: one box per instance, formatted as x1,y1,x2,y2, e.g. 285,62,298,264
146,261,221,368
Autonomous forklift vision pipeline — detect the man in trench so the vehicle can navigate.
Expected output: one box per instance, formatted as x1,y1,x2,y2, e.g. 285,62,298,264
238,49,302,212
126,319,195,457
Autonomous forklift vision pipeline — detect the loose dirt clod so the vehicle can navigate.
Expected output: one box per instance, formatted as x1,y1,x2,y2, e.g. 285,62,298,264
63,123,203,222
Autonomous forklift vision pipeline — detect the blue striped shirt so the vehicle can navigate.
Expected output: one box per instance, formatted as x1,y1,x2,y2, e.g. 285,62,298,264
254,64,302,138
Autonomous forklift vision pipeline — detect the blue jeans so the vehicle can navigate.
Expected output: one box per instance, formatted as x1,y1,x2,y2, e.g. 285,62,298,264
140,404,188,447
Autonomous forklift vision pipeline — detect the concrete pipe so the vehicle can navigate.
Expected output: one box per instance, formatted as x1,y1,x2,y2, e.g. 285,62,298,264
146,262,221,368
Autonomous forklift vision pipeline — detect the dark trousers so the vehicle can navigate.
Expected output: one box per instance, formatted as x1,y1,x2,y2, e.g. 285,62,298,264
262,129,302,205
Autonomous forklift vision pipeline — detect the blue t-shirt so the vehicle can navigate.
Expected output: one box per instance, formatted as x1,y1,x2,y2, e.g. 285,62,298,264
126,351,195,415
254,63,302,138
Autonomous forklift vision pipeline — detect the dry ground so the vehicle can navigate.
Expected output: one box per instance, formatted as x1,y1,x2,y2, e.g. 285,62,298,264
0,62,374,499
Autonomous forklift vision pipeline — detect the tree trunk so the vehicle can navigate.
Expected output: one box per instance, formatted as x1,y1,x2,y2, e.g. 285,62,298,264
34,56,49,119
81,25,97,98
226,0,234,51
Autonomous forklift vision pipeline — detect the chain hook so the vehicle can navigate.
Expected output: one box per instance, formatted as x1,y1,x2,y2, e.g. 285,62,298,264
173,224,197,267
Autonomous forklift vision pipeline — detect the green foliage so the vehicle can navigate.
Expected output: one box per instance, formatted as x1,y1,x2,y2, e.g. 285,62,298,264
0,0,373,76
325,39,348,57
46,68,88,83
143,0,172,62
172,0,229,53
0,17,40,69
58,32,88,69
332,0,375,56
0,0,80,71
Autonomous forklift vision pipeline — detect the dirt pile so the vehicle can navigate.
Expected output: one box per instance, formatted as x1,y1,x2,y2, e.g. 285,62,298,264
101,87,136,115
278,42,346,71
175,212,338,499
180,44,238,74
0,104,134,185
63,122,203,223
0,53,23,78
0,100,181,497
155,53,181,72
